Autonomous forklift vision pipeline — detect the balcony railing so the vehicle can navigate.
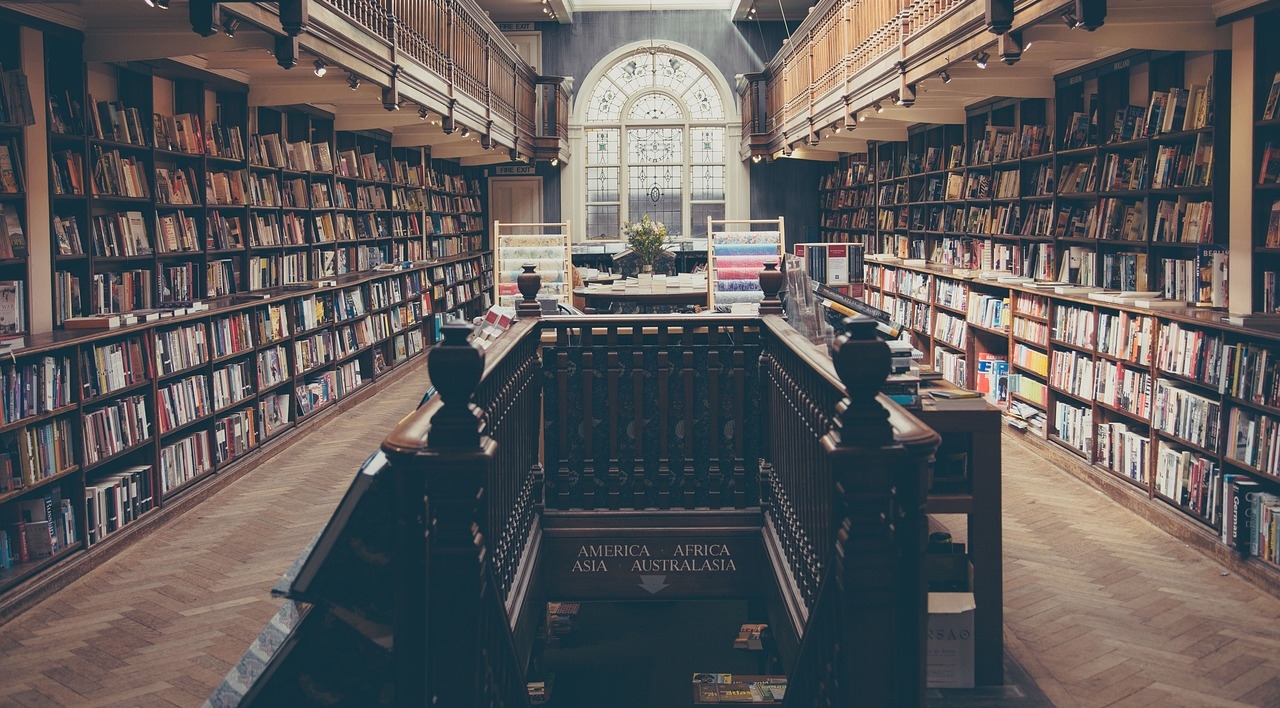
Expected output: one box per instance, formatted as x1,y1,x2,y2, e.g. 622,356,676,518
743,0,1005,157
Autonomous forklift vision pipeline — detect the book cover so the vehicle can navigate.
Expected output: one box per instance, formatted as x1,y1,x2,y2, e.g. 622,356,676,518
0,280,22,335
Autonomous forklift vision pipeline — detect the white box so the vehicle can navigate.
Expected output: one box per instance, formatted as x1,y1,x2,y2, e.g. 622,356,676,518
927,592,975,688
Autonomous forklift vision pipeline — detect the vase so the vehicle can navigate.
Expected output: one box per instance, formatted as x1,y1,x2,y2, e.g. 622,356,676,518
641,264,653,273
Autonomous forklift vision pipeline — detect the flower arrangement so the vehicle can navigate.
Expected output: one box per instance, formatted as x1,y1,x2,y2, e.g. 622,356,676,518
622,215,670,267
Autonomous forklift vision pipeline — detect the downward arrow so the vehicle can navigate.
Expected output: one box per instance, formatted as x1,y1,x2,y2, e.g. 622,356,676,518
638,575,669,594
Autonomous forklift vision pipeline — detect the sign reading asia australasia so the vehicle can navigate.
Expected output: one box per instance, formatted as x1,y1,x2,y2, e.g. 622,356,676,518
545,535,762,599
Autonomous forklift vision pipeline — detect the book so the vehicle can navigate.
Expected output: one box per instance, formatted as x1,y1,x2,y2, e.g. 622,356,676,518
0,138,20,192
62,314,122,330
0,280,23,335
1265,71,1280,121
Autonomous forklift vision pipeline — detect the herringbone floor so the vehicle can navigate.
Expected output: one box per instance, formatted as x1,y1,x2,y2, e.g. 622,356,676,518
0,371,1279,706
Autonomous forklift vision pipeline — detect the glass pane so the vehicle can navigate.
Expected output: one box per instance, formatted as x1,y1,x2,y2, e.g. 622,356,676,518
587,77,625,122
682,74,725,120
691,127,725,164
587,167,619,202
691,203,726,236
691,165,724,201
587,129,620,166
629,165,683,236
628,93,684,122
628,128,683,164
587,204,620,241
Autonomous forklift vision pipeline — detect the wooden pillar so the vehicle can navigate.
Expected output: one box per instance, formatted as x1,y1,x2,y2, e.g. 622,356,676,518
383,323,493,706
824,315,929,706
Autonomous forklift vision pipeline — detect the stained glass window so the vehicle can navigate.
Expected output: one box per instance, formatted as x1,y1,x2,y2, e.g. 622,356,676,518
583,49,727,239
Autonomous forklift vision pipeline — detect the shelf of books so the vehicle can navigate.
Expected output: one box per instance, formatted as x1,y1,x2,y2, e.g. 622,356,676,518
831,48,1280,584
493,221,572,308
0,257,492,594
1255,9,1280,314
0,22,496,601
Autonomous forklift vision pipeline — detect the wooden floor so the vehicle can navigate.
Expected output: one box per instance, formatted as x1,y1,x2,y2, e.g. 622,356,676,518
1,374,1279,707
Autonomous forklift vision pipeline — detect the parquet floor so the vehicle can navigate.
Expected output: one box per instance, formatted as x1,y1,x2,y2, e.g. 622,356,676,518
1,376,1279,707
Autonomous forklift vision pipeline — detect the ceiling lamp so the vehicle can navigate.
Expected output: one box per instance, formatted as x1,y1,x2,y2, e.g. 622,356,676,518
973,51,989,69
313,59,327,77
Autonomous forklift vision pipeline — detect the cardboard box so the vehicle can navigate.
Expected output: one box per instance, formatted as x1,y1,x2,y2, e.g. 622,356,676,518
927,592,975,688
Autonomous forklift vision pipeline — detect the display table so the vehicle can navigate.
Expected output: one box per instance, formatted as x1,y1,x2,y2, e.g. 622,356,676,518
573,284,709,312
691,675,786,704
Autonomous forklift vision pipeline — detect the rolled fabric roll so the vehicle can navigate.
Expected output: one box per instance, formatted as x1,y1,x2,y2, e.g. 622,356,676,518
714,243,781,256
714,290,765,304
716,255,775,270
715,267,766,281
713,231,781,245
716,278,764,292
498,283,520,295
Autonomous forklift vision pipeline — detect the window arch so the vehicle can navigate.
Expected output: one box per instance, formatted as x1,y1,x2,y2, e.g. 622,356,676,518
583,50,729,240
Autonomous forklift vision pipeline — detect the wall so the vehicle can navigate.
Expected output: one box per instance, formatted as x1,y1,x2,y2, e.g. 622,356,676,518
750,158,824,247
530,12,800,229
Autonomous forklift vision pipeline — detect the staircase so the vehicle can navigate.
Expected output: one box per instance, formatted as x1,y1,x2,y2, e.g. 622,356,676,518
204,276,939,708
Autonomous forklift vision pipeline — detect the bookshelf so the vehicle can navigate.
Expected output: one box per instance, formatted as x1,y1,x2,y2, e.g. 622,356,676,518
0,259,487,592
1254,9,1280,313
859,257,1280,586
0,17,495,600
0,21,34,340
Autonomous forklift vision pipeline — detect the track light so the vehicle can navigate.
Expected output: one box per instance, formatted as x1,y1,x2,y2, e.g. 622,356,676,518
939,69,952,83
144,0,155,6
973,51,989,69
873,101,884,113
832,123,841,134
348,74,361,90
893,93,904,106
419,107,428,120
460,126,470,137
155,0,170,8
1063,11,1078,27
222,17,240,37
551,157,559,166
313,59,327,77
543,5,551,13
752,154,762,163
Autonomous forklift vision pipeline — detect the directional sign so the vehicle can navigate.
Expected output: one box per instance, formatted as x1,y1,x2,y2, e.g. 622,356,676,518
541,531,765,600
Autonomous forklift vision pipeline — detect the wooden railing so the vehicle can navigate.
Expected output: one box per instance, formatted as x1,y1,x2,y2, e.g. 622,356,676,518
542,317,765,511
747,0,981,153
381,319,543,707
259,0,569,157
370,270,938,704
759,315,938,706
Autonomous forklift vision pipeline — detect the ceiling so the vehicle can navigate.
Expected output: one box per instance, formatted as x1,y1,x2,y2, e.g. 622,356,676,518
476,0,814,22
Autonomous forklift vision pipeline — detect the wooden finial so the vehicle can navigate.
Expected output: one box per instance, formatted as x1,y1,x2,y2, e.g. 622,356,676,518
516,263,543,318
830,316,892,447
426,323,485,448
758,261,785,315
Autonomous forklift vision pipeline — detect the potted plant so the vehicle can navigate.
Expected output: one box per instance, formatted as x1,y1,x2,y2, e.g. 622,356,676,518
621,215,670,272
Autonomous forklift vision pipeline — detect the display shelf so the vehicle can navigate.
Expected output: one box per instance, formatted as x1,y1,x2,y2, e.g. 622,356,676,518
493,221,571,308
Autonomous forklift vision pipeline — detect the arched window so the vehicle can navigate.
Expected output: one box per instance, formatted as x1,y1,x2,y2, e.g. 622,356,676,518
583,50,728,240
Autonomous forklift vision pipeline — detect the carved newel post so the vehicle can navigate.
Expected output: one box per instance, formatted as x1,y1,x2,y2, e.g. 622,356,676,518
825,315,925,707
758,261,785,315
392,321,493,706
426,323,485,448
516,263,543,319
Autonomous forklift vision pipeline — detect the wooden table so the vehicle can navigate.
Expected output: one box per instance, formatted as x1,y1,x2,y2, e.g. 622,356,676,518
573,285,709,312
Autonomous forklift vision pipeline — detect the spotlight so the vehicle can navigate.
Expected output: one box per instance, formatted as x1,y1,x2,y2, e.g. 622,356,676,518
1063,11,1078,28
460,126,471,137
156,0,170,8
144,0,155,6
543,6,551,13
313,59,327,77
419,107,428,120
751,154,762,163
550,157,559,166
973,51,989,69
939,69,952,83
873,101,884,113
893,93,904,106
348,74,361,90
833,123,841,134
748,5,757,16
222,17,240,37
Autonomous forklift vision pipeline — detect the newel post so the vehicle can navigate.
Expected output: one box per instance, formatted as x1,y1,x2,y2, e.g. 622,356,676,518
758,261,785,316
516,263,543,319
825,316,927,706
390,323,495,706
